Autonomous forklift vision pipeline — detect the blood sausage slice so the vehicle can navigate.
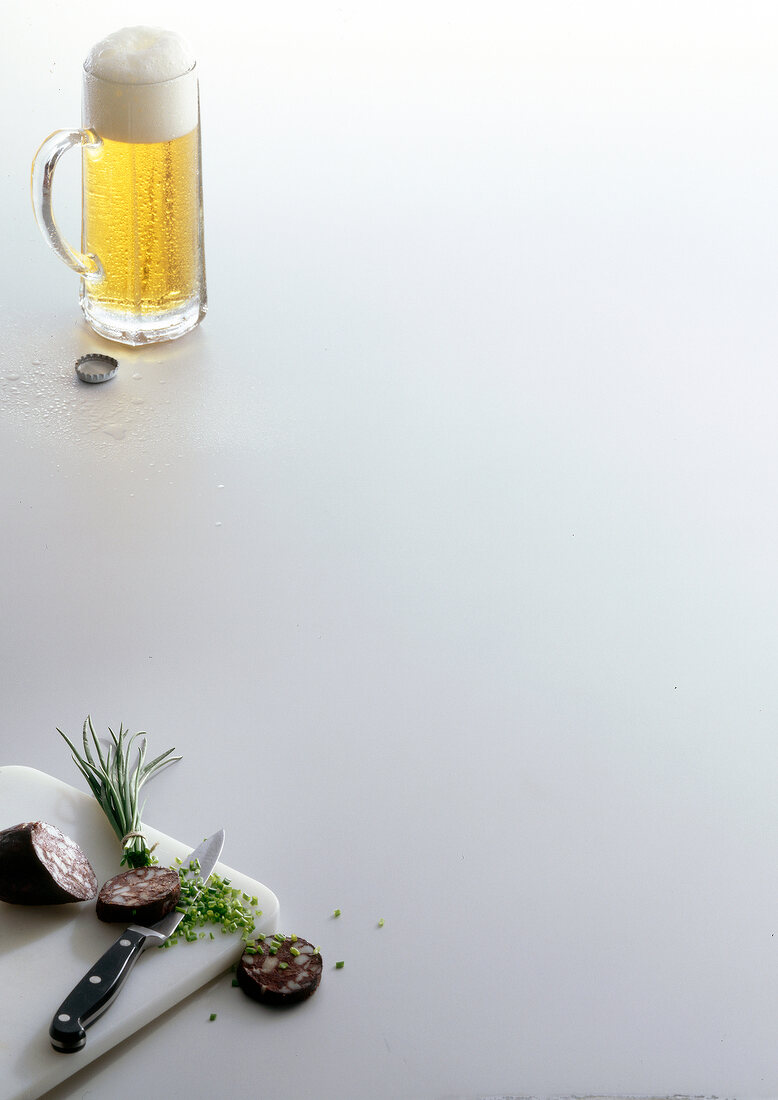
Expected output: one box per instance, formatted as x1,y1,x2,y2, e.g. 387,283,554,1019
0,821,98,905
237,935,322,1005
96,865,180,924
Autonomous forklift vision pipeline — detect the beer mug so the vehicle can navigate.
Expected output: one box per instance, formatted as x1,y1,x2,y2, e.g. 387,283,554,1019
31,27,207,346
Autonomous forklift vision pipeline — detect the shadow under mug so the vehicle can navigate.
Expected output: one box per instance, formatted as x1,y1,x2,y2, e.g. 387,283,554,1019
32,64,207,346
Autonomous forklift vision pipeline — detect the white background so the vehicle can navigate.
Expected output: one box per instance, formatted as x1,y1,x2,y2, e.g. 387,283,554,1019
3,2,778,1098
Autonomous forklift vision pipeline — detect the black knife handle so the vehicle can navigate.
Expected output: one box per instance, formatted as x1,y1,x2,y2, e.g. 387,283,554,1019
49,927,149,1052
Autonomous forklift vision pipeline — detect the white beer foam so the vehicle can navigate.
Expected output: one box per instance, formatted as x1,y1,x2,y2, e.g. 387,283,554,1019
83,26,198,144
85,26,195,84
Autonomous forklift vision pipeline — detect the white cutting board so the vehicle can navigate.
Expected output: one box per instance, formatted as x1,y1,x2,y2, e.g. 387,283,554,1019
0,765,280,1100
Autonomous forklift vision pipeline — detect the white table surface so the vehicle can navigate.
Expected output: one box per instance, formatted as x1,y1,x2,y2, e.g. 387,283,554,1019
3,3,778,1098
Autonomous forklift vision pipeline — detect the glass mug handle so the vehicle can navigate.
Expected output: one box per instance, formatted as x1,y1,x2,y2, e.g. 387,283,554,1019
31,129,103,280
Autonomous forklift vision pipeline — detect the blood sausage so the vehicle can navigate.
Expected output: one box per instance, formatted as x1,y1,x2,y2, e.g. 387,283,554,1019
0,821,98,904
237,935,322,1005
96,865,181,924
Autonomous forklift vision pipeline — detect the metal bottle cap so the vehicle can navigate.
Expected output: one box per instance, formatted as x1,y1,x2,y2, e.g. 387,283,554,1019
75,353,118,384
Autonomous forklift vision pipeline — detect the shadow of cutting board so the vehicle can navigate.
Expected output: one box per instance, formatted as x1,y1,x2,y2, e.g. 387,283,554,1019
0,765,279,1100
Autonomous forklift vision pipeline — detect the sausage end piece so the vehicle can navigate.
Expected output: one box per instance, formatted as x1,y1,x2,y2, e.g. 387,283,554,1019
0,821,98,905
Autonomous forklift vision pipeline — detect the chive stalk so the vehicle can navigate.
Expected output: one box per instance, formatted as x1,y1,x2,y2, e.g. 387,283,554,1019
58,716,181,867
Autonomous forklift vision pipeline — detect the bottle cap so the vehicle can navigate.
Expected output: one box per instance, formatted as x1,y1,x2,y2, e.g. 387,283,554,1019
75,353,118,384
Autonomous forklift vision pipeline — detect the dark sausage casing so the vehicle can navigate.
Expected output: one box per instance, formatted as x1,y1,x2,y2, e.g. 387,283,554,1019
0,821,98,904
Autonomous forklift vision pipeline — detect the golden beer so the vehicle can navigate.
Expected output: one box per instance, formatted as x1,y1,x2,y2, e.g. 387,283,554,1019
32,27,207,345
83,129,203,318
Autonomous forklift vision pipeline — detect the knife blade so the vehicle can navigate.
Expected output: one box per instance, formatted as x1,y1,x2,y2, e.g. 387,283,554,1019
49,828,225,1053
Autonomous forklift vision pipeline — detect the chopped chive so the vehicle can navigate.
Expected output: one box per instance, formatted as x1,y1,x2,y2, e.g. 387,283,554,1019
160,867,262,950
333,909,341,918
335,960,345,969
378,918,385,927
278,961,288,969
290,947,300,957
209,1013,217,1021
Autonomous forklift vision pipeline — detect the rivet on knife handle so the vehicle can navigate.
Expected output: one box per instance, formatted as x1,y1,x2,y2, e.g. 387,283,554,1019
50,927,149,1052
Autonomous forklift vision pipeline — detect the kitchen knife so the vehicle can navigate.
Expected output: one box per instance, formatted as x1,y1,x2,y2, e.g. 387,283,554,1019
49,828,226,1052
